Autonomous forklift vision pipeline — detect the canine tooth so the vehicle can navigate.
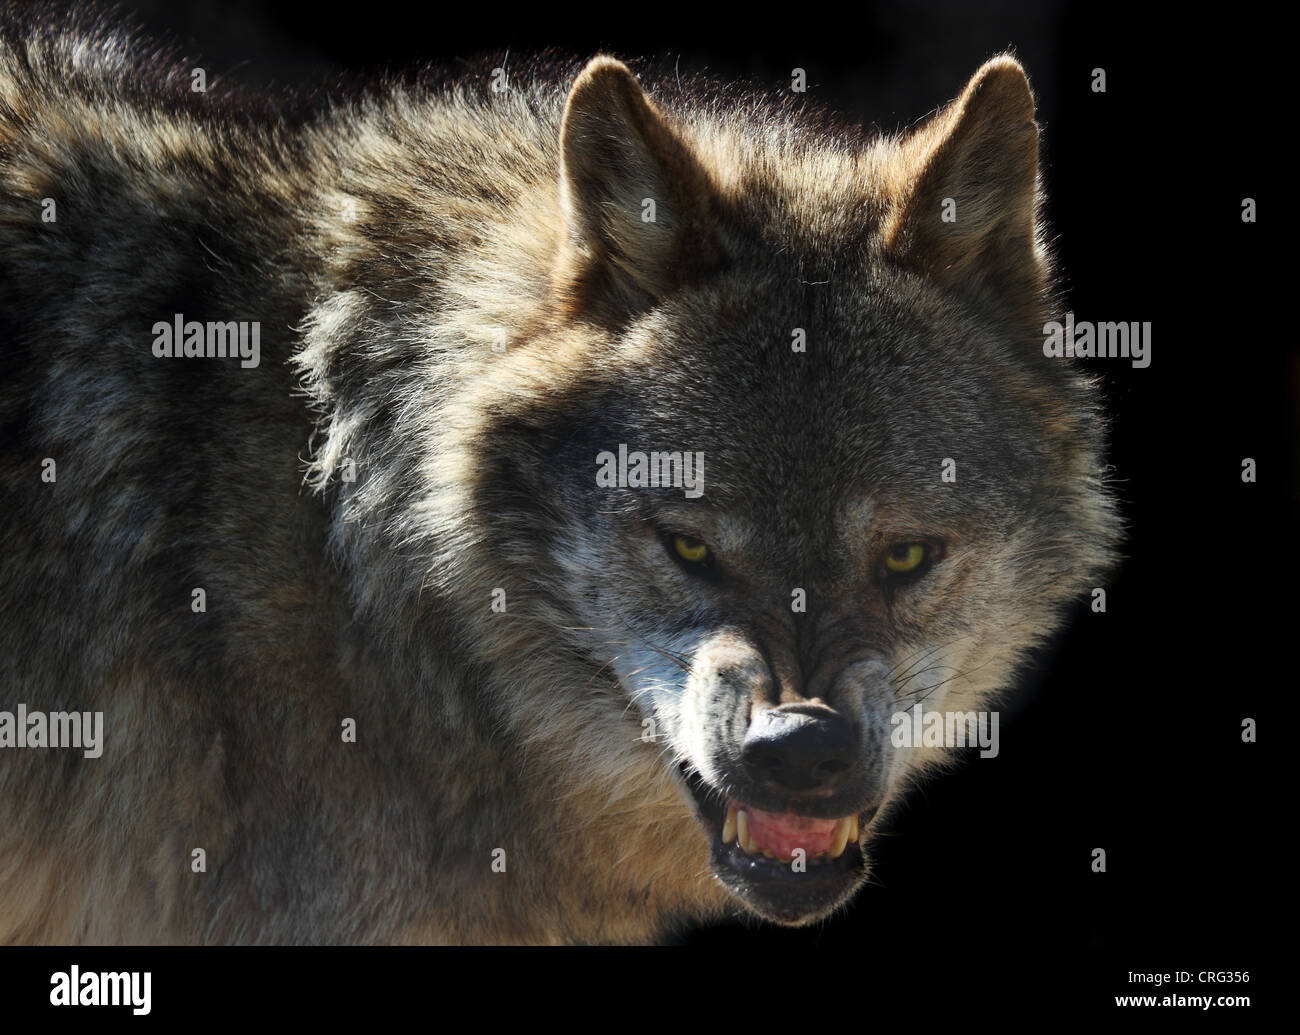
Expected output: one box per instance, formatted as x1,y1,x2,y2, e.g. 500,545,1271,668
848,814,859,843
829,817,851,859
762,849,774,859
722,804,737,844
736,810,749,853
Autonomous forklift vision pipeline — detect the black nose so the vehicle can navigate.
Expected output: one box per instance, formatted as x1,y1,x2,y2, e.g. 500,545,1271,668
741,706,857,794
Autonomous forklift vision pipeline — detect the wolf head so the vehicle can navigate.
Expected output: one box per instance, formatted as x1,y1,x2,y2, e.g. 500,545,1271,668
456,55,1119,926
308,53,1119,930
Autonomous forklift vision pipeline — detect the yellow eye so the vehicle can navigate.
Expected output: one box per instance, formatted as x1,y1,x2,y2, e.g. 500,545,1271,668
673,534,710,564
884,543,927,574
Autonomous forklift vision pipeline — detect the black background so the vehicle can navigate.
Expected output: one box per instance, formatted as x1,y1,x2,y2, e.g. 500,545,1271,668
3,0,1284,1014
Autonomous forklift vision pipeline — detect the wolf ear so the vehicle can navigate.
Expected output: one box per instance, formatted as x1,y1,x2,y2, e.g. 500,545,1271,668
556,56,722,320
883,56,1043,312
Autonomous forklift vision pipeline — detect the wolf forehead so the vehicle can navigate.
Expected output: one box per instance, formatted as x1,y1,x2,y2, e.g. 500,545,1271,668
489,288,1076,541
505,357,1066,562
505,282,1066,506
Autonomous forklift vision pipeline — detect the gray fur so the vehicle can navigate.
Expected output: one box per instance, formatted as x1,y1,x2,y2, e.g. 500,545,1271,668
0,12,1118,943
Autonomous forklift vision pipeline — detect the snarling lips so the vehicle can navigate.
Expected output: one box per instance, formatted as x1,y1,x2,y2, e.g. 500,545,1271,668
722,802,859,861
678,764,869,924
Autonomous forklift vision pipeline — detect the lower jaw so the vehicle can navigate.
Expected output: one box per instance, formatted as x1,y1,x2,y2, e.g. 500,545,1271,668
708,834,868,925
674,764,870,923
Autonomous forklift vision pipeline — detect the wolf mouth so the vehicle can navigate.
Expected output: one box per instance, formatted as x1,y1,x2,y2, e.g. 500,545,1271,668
677,764,869,924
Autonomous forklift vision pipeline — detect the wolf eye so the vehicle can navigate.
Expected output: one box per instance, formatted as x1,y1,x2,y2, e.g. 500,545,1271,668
673,534,711,566
884,543,928,575
660,529,720,581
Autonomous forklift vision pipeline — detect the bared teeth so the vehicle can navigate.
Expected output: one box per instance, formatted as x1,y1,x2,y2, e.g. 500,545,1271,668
723,806,858,861
828,816,852,859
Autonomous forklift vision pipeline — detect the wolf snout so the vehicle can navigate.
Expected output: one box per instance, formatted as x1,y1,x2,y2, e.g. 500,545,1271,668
741,705,858,795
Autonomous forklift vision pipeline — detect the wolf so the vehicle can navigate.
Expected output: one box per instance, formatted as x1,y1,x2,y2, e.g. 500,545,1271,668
0,10,1119,944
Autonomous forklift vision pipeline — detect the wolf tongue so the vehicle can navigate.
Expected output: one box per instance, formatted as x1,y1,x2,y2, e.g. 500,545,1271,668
744,805,839,859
